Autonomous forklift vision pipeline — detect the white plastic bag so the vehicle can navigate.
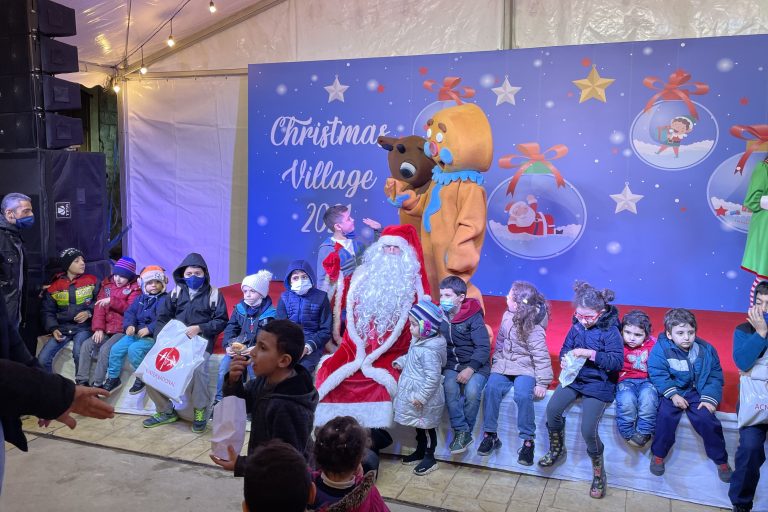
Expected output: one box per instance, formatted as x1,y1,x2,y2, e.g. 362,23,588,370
737,355,768,428
135,319,207,402
558,350,588,388
211,396,247,460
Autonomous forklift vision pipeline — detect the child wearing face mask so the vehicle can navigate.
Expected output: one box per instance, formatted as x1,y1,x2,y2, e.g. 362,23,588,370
648,308,732,482
539,281,623,500
438,275,491,456
276,260,331,373
615,310,658,448
214,270,277,404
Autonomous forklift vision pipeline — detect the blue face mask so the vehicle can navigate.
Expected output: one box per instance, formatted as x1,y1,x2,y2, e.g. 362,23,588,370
763,312,768,325
440,299,456,312
185,275,205,290
15,215,34,230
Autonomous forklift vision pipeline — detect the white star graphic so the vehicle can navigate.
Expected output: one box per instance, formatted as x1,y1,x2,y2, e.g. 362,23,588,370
491,76,522,106
324,75,349,103
610,183,644,214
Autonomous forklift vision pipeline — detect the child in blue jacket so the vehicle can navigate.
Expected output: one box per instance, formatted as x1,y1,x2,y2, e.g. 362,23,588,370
276,260,331,373
648,308,732,483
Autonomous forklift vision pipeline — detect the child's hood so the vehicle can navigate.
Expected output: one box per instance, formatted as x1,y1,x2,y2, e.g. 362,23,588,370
269,364,319,409
450,298,483,323
172,253,211,287
283,259,317,288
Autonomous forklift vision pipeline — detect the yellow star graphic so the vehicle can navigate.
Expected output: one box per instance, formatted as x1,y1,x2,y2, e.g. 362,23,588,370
572,65,615,103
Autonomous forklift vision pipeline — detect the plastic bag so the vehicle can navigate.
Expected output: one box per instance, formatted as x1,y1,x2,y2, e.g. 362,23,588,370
135,319,207,402
558,350,587,388
211,396,247,460
737,355,768,428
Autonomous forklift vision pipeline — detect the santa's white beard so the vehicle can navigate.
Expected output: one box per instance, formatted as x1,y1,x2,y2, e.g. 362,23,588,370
351,250,419,341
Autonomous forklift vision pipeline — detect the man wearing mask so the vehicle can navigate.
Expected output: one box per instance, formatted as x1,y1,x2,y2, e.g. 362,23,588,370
0,193,34,329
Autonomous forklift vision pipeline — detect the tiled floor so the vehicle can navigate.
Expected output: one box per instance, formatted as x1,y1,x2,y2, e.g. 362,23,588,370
8,413,730,512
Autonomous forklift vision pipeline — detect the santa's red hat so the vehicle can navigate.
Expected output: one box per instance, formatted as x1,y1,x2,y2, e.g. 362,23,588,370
378,224,430,298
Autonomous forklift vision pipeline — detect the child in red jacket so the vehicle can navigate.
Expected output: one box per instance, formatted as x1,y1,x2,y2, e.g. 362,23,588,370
75,257,140,389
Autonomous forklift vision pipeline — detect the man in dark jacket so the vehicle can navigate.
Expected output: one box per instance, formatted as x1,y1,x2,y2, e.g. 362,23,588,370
276,260,331,373
142,253,228,434
0,193,33,329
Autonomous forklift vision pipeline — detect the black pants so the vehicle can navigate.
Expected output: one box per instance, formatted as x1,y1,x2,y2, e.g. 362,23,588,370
416,428,437,455
546,385,609,456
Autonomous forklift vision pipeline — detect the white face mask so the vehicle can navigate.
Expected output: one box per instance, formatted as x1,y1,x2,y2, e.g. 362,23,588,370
291,279,312,296
244,297,262,307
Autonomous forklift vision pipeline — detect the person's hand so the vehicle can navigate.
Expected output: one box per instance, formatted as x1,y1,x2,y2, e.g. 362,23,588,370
52,329,64,342
74,311,90,324
534,385,547,399
93,330,105,344
185,325,202,338
137,327,150,338
210,445,238,471
362,218,381,231
228,355,249,384
225,345,235,356
747,305,768,338
571,348,595,359
302,346,309,357
96,297,111,308
412,399,423,409
57,386,115,429
125,326,136,336
697,402,716,414
671,394,689,409
456,367,475,384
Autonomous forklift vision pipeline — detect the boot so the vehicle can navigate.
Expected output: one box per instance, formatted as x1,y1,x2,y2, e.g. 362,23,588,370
589,452,607,499
402,434,426,466
538,424,566,467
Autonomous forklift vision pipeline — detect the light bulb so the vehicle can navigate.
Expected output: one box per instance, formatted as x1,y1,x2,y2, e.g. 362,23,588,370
112,83,120,93
209,1,216,13
167,34,175,47
140,65,148,75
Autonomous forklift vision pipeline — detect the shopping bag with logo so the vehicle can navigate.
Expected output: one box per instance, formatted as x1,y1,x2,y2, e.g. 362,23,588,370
558,350,587,388
737,355,768,428
135,319,207,402
211,396,247,460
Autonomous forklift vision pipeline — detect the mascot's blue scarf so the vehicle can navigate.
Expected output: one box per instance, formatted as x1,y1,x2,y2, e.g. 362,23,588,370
423,166,485,233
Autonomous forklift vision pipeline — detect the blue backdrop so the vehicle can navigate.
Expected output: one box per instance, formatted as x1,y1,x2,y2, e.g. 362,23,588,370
248,34,768,312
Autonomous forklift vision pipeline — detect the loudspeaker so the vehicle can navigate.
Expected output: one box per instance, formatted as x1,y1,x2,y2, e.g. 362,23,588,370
0,112,83,151
0,35,79,75
0,0,77,37
0,74,81,113
0,150,109,350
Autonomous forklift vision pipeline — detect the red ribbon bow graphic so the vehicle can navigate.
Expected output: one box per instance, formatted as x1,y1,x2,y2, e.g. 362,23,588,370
321,243,343,283
730,124,768,175
642,69,709,120
498,143,569,197
423,76,475,105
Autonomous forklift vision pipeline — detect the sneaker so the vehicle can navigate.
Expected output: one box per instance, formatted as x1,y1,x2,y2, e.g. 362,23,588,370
650,455,665,476
209,400,220,420
102,377,122,393
143,410,178,428
449,431,473,455
192,408,207,433
732,506,750,512
718,463,733,483
402,448,425,466
128,378,145,395
477,433,502,456
75,380,90,387
91,382,103,389
628,433,651,448
517,440,535,466
413,455,438,476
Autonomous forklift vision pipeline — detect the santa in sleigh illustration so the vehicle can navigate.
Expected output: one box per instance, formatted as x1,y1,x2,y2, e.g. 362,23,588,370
505,194,556,236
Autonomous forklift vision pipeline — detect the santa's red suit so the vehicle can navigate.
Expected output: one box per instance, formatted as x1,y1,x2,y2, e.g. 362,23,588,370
314,224,430,428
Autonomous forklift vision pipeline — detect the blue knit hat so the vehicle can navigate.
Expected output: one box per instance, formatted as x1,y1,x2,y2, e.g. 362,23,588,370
113,256,137,279
409,296,443,337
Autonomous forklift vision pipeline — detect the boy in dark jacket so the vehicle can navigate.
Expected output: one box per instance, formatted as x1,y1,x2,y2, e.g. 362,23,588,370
142,253,228,434
276,260,332,373
438,275,491,454
212,319,319,478
648,308,732,482
38,248,100,374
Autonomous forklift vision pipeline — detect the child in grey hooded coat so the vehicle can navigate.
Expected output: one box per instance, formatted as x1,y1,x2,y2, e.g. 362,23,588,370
393,297,447,476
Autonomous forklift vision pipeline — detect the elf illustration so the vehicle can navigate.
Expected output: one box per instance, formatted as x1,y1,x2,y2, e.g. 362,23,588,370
656,115,696,157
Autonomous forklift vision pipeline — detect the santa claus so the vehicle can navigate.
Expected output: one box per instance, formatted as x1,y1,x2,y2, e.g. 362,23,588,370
314,224,430,428
505,194,555,236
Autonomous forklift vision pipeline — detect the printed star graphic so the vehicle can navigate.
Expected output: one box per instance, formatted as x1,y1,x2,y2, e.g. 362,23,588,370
491,76,521,106
572,65,615,103
324,75,349,103
715,206,727,216
610,183,644,214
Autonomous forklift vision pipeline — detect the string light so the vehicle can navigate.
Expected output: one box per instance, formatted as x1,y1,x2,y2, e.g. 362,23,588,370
167,18,175,47
209,1,216,13
112,79,120,93
139,47,147,74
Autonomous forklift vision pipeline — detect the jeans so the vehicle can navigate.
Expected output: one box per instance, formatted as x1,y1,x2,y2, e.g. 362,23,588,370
76,333,125,384
729,424,768,510
38,330,92,373
146,352,212,413
482,373,537,440
443,369,487,433
546,385,609,456
107,336,155,378
215,354,255,402
615,378,659,439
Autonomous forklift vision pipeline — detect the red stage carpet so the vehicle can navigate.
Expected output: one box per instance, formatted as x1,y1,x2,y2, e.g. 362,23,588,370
219,282,745,413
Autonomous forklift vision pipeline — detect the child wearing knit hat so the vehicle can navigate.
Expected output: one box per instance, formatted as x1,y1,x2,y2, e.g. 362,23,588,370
76,256,141,390
214,270,277,404
103,265,170,395
391,296,447,476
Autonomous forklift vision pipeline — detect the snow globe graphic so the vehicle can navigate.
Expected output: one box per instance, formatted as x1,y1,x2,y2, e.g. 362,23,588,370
630,100,718,171
412,100,455,135
707,150,767,233
488,164,587,260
